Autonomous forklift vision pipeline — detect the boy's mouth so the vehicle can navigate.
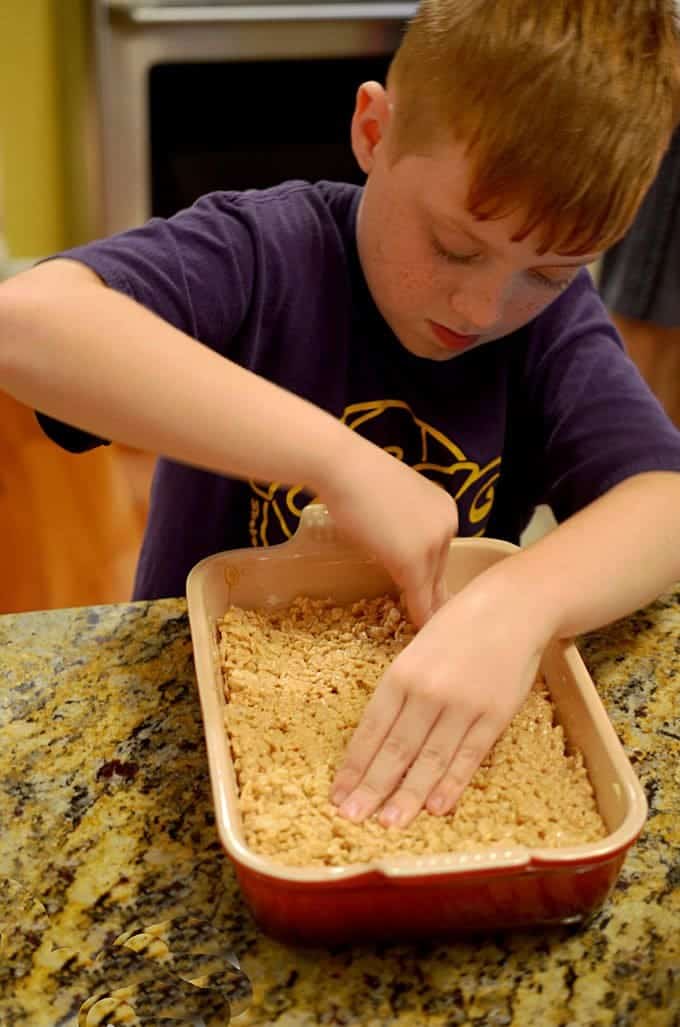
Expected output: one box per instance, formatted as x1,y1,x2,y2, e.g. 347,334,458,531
428,320,481,353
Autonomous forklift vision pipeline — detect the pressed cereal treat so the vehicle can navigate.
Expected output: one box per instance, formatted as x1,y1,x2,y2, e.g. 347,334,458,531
216,595,607,867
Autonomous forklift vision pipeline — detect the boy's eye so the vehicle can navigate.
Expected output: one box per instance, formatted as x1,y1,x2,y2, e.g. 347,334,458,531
431,232,578,292
432,239,480,264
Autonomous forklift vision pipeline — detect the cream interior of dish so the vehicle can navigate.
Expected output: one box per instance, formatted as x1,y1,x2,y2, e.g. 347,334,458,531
216,595,606,867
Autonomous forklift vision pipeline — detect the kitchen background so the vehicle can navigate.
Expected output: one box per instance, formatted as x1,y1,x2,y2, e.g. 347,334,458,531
0,1,613,615
0,2,152,614
0,1,148,615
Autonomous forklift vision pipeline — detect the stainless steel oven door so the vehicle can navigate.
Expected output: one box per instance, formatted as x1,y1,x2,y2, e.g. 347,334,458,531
93,0,416,234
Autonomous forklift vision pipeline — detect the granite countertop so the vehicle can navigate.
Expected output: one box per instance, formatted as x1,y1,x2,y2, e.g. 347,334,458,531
0,591,678,1027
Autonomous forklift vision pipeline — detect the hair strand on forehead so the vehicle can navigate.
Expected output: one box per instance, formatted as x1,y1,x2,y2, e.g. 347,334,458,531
387,0,680,256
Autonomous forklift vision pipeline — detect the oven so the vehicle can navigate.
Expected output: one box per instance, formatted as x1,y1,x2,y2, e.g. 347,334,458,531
92,0,416,235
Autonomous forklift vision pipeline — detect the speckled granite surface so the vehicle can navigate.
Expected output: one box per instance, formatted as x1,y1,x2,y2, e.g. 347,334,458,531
0,593,678,1026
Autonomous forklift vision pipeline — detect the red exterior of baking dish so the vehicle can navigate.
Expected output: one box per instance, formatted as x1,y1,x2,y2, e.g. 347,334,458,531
231,854,629,945
186,505,648,944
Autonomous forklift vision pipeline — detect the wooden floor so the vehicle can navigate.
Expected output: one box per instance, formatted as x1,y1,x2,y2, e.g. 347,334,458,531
0,390,155,614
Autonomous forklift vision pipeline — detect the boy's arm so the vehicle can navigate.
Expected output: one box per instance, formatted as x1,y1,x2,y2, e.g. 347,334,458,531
485,470,680,636
0,259,456,624
332,470,680,827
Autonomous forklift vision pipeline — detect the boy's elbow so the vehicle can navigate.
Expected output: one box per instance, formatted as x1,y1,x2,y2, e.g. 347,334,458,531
0,260,103,382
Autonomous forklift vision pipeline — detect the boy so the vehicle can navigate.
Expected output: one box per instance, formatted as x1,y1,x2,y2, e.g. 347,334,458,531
1,0,679,832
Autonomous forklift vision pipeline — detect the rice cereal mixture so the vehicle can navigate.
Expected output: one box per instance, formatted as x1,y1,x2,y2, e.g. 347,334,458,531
216,595,606,867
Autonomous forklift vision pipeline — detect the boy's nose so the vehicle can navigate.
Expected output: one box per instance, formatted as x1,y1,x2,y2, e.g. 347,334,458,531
449,281,506,333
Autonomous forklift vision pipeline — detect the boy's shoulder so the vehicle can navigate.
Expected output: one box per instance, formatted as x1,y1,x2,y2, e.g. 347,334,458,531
186,179,361,243
53,179,363,337
150,179,364,293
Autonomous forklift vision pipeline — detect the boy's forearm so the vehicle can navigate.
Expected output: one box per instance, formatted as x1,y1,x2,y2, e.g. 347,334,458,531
0,261,359,495
473,472,680,642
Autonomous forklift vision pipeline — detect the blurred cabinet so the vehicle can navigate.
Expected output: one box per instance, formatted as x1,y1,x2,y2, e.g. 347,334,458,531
0,386,155,613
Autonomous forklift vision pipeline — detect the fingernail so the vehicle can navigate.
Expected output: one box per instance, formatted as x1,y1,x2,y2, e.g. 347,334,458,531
380,804,403,827
428,795,446,814
331,788,348,807
340,797,364,821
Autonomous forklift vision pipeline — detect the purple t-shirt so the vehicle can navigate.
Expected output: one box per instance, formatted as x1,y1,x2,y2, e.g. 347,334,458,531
39,181,680,600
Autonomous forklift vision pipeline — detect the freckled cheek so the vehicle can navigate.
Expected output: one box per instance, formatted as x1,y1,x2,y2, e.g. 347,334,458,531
403,245,445,296
387,265,433,311
375,236,432,295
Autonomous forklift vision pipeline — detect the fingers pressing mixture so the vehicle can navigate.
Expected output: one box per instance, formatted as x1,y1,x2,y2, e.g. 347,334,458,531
216,596,606,868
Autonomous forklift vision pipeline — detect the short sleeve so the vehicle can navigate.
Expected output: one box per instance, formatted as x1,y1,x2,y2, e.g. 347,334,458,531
522,270,680,521
35,191,257,451
58,191,256,348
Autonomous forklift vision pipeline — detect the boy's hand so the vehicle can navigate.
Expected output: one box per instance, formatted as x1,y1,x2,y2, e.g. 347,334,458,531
331,573,551,827
321,447,458,628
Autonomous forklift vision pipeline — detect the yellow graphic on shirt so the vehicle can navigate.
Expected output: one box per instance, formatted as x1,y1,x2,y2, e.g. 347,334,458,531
248,399,500,547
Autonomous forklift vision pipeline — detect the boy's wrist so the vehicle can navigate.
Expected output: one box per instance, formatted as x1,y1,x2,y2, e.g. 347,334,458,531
309,420,380,503
459,551,563,651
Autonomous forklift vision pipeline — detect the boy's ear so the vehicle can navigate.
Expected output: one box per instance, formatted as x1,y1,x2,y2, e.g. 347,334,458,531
351,81,392,174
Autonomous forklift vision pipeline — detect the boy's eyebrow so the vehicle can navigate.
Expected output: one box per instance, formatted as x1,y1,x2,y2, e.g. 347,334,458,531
437,215,592,267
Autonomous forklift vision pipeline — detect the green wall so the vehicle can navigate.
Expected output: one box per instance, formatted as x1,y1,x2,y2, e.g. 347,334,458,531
0,1,92,258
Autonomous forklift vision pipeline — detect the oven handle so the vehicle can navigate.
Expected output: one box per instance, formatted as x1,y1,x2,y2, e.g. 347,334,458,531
110,2,417,23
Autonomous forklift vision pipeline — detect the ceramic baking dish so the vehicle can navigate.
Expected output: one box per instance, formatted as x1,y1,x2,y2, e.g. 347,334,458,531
186,504,648,944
